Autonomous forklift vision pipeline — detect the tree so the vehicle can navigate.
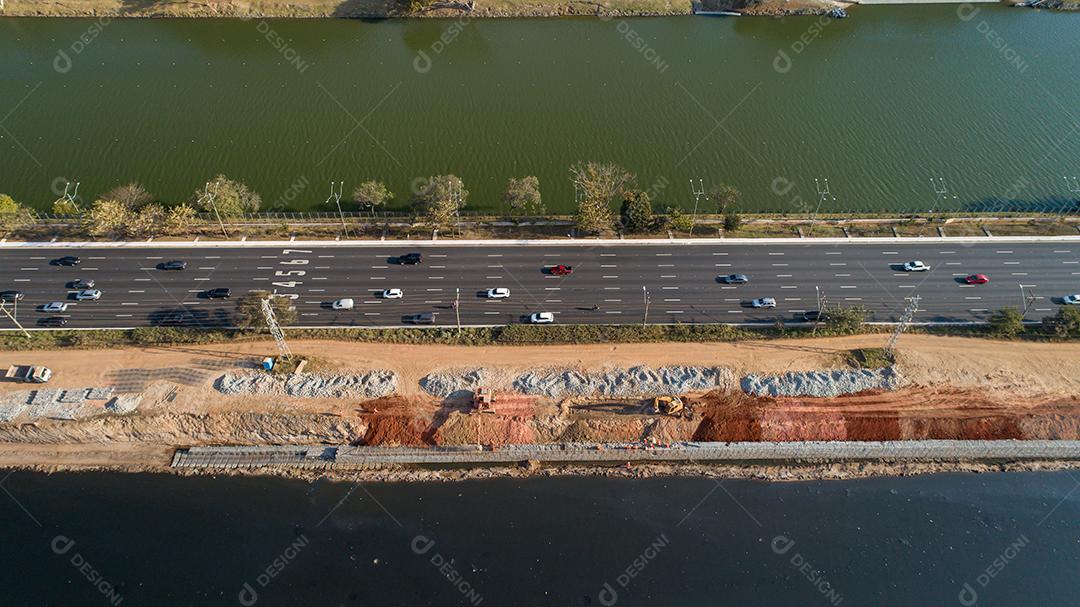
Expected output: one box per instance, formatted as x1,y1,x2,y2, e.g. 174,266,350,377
102,182,154,210
666,207,694,233
570,161,634,235
86,199,135,238
709,183,741,215
988,307,1025,339
234,290,297,331
164,204,199,235
503,176,543,216
132,203,166,237
620,190,654,232
823,305,869,334
352,180,393,215
1043,306,1080,339
52,199,80,216
412,175,467,227
723,212,742,232
0,194,32,233
193,174,261,217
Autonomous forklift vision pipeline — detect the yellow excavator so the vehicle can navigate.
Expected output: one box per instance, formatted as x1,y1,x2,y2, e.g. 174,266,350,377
651,395,684,416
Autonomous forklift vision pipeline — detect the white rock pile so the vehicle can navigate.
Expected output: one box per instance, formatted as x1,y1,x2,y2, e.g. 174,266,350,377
740,367,903,398
420,365,734,399
215,371,397,399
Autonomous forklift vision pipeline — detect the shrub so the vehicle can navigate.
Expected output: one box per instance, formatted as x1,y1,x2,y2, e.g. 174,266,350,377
988,307,1025,338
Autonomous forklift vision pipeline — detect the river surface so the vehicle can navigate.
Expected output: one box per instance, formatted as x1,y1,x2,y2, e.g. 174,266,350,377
0,470,1077,605
2,9,1080,214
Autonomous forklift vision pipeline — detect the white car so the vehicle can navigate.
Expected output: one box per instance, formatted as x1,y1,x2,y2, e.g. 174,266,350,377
42,302,68,313
1063,294,1080,305
486,288,511,299
382,288,403,299
751,297,777,309
74,289,101,301
331,298,354,310
529,312,554,324
902,260,930,272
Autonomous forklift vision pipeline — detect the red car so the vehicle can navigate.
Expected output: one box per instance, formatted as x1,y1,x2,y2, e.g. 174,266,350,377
549,264,573,276
964,274,990,285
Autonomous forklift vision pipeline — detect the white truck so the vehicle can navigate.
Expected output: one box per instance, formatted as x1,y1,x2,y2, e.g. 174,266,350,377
4,365,52,384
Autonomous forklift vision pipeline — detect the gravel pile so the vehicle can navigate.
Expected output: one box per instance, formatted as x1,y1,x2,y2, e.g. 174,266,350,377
740,367,904,398
215,371,397,399
513,365,733,399
0,386,121,422
419,368,489,398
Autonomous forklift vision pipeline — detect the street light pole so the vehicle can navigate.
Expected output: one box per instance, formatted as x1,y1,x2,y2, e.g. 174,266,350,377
642,286,650,327
455,287,461,331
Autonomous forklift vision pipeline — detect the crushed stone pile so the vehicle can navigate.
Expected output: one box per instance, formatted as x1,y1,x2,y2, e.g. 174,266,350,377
740,367,904,398
420,365,734,399
0,386,125,422
215,371,397,399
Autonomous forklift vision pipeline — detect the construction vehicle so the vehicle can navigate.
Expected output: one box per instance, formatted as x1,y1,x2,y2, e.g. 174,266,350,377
5,365,52,384
651,395,684,416
472,386,495,413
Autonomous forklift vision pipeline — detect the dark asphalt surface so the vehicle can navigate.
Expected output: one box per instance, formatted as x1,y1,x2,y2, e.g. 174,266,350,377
1,242,1077,329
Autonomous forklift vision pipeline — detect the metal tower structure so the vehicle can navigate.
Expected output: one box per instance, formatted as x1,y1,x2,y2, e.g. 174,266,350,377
689,178,706,236
885,295,921,352
261,296,292,360
326,181,348,238
60,181,82,213
808,177,835,236
929,177,957,213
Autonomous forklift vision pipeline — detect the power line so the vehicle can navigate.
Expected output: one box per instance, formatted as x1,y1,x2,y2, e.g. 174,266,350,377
261,296,292,360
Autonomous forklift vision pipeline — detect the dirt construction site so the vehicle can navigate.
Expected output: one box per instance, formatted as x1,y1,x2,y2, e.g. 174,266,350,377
3,334,1080,471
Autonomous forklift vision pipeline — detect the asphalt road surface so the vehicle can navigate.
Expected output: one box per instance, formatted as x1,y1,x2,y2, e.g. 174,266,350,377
1,242,1078,329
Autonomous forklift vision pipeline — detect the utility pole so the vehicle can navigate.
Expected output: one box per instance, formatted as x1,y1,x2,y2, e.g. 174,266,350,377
261,296,292,360
885,295,920,352
809,178,835,237
689,179,706,237
455,287,461,331
0,301,30,338
1019,284,1038,318
642,286,650,327
326,181,348,238
200,182,229,238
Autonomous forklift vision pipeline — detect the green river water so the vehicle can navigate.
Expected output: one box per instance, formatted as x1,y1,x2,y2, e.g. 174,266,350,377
1,7,1078,213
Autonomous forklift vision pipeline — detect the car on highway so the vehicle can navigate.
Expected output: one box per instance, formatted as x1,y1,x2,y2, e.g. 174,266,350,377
332,298,354,310
902,260,930,272
1063,294,1080,305
74,289,101,301
397,253,423,265
41,302,68,313
548,265,573,276
0,290,24,302
67,278,95,289
52,256,81,266
403,312,436,325
381,288,404,299
964,274,990,285
204,288,232,299
529,312,555,324
160,311,198,326
751,297,777,309
37,316,69,327
485,288,511,299
719,274,749,284
800,310,825,322
158,260,187,271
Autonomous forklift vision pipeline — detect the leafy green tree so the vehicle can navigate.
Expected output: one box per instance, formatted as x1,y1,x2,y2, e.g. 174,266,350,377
666,207,694,233
503,176,543,216
164,203,200,235
620,190,654,232
709,183,741,215
352,180,393,215
0,194,32,233
570,161,634,235
1043,306,1080,339
412,175,467,227
234,290,297,331
193,175,261,217
133,203,166,237
988,307,1025,338
52,199,80,216
86,199,135,238
723,212,742,232
823,305,869,334
102,182,155,210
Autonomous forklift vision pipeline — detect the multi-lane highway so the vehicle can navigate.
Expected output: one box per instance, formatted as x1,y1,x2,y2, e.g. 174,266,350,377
2,240,1079,329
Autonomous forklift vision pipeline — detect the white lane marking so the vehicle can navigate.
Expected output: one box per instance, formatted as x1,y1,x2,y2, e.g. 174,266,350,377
318,255,335,258
605,310,622,315
662,286,679,290
193,277,209,281
661,275,677,278
772,263,789,267
727,310,742,313
882,251,898,255
939,251,955,254
655,253,672,257
121,302,138,306
665,310,684,314
88,256,106,260
547,299,562,303
1011,273,1028,276
487,265,503,268
995,250,1013,254
430,265,446,269
127,290,145,294
205,256,221,259
970,308,989,313
301,313,318,317
253,278,269,281
601,265,617,268
1064,261,1079,265
721,286,736,290
965,296,982,300
829,263,847,266
430,254,447,258
781,285,798,289
783,298,801,301
835,273,851,277
658,264,675,268
424,300,442,304
198,267,216,270
946,262,962,266
370,276,386,280
825,252,842,255
1054,250,1071,253
663,298,681,302
257,266,273,270
485,276,503,279
12,279,29,282
1002,261,1020,265
428,276,444,280
19,268,37,271
371,265,388,269
600,253,617,257
712,252,728,256
545,287,561,291
426,288,443,292
603,275,619,279
29,256,45,260
260,255,278,259
604,287,621,290
768,252,784,256
604,299,622,302
840,285,857,289
309,289,325,293
484,311,501,315
776,274,792,278
115,314,133,318
898,285,915,288
843,297,863,301
1019,284,1038,288
715,263,731,267
146,256,163,260
364,313,381,316
487,254,503,257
